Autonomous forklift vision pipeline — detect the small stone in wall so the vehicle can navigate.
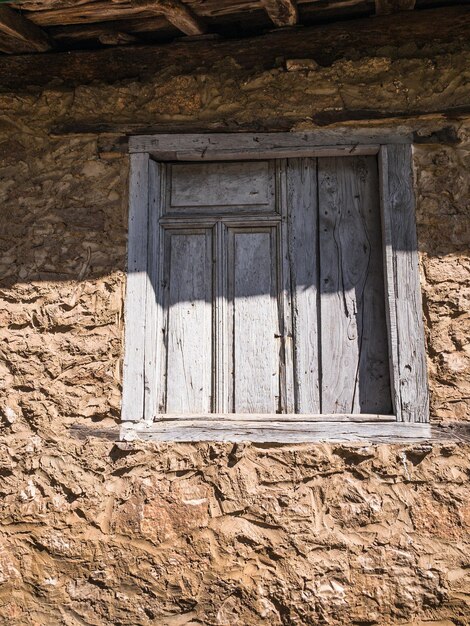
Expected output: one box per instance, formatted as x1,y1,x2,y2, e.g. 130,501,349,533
2,405,16,425
286,58,319,71
81,160,108,178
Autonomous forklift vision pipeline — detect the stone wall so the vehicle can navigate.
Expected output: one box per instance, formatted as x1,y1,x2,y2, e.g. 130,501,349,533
0,8,469,624
1,440,470,625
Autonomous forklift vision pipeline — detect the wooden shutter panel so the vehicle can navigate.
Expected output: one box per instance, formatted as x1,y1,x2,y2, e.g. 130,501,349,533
159,229,214,413
156,160,285,416
164,161,276,215
227,227,282,413
287,156,392,415
317,155,392,414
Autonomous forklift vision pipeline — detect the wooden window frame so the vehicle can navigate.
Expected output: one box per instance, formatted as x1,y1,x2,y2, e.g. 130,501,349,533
121,132,429,443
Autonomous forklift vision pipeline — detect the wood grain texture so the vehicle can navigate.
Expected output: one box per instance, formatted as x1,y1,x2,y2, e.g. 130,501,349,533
84,422,470,443
143,159,163,422
319,156,363,413
163,229,213,413
17,0,343,27
136,0,207,36
166,161,275,213
380,144,429,422
130,133,387,159
228,228,280,413
27,2,160,26
354,156,392,413
122,420,432,443
279,161,295,413
215,221,228,412
286,158,320,413
156,161,284,416
48,16,171,43
122,153,149,423
152,413,395,422
318,156,392,414
378,146,400,417
21,0,255,26
260,0,298,26
0,5,52,52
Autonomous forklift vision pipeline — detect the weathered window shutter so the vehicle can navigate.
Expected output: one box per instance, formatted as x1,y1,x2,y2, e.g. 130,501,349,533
161,228,213,414
154,161,287,415
317,155,392,414
122,134,429,440
227,227,283,413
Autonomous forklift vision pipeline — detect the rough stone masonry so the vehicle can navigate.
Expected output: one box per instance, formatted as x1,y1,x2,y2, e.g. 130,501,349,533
0,6,469,625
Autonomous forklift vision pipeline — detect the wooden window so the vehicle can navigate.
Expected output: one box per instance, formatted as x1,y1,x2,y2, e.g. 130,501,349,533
122,134,429,442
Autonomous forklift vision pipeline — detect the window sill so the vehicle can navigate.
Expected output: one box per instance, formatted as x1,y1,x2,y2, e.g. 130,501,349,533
120,415,432,443
68,421,470,444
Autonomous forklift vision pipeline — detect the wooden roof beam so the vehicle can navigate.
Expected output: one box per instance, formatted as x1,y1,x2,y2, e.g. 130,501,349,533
260,0,298,27
0,5,52,52
375,0,416,15
136,0,207,36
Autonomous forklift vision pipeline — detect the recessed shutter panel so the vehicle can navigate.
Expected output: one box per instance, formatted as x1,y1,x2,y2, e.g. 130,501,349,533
227,227,281,413
165,161,276,215
161,228,213,413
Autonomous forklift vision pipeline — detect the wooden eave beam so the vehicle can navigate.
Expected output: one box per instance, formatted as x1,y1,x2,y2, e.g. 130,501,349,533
260,0,298,27
375,0,416,15
135,0,207,36
0,5,52,52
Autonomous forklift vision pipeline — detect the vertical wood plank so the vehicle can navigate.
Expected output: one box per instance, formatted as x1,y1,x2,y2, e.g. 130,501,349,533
122,153,149,423
215,221,228,413
279,160,295,413
319,156,359,413
143,158,163,422
379,146,400,418
287,157,320,413
380,145,429,422
318,156,392,414
354,157,392,413
228,228,280,413
164,230,213,414
154,164,170,416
